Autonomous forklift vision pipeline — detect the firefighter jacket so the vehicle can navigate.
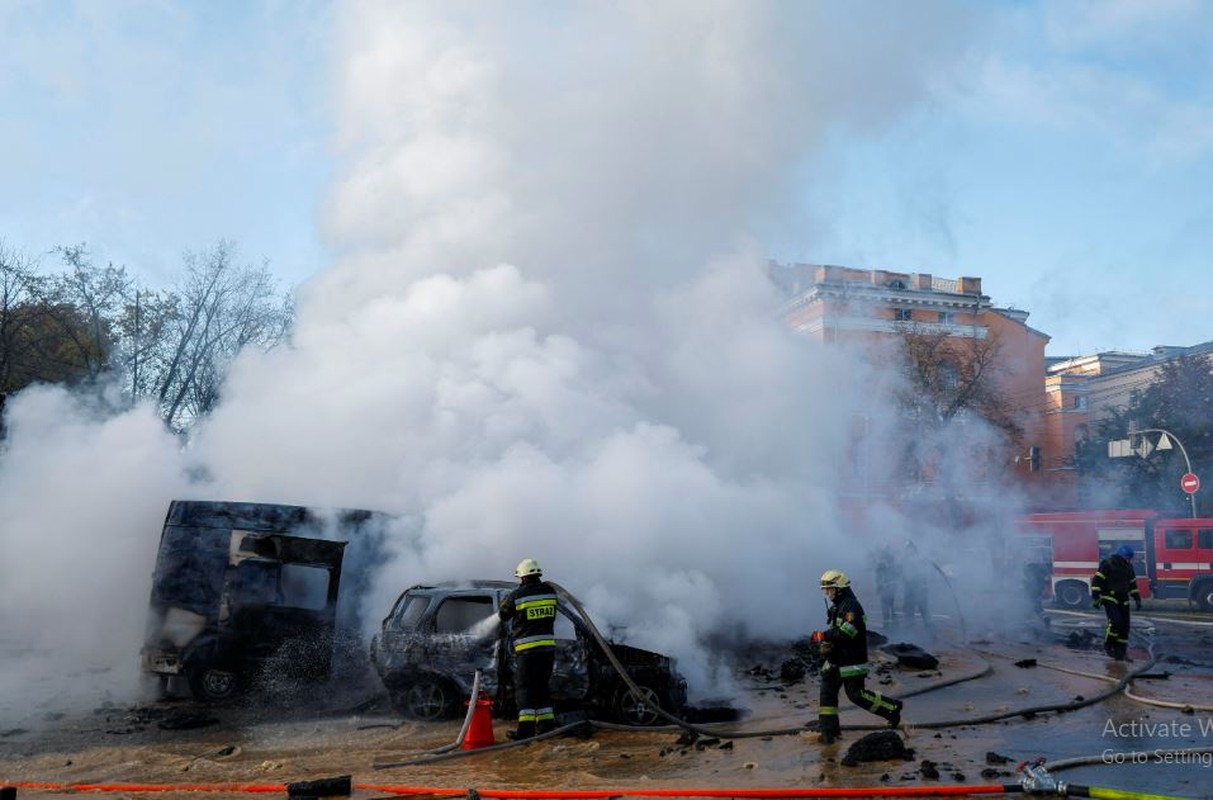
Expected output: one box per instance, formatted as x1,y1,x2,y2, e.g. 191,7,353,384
822,587,869,670
874,548,900,599
499,577,558,652
1091,554,1141,606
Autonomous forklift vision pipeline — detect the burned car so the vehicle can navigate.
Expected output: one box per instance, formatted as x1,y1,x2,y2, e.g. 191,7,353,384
142,500,387,701
369,580,687,725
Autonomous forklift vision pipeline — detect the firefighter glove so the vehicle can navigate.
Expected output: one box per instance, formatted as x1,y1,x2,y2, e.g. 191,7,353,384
810,630,825,644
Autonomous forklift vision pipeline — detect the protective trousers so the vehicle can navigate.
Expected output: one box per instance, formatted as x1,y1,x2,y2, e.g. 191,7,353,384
1101,599,1131,660
818,665,902,737
514,648,556,738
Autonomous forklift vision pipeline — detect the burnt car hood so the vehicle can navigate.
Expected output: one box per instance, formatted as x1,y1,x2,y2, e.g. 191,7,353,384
605,641,675,668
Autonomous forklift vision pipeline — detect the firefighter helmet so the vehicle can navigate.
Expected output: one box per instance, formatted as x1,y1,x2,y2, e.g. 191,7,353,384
515,558,542,578
820,569,850,590
1115,545,1134,560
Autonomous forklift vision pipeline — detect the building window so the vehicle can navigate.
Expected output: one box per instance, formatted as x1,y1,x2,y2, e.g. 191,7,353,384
939,363,958,390
894,308,912,322
1074,395,1087,409
938,311,955,324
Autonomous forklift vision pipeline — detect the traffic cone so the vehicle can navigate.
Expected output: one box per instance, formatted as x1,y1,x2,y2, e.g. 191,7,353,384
462,697,496,749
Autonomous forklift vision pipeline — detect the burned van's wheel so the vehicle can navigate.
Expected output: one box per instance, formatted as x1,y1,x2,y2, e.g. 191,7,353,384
394,678,458,721
186,661,242,702
1054,580,1090,610
613,684,665,727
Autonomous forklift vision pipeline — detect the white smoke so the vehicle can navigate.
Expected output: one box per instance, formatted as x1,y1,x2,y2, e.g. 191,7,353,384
0,0,990,721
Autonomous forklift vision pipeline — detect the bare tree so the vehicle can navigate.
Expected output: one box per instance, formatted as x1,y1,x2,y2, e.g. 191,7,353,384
892,324,1023,503
142,240,293,431
898,325,1021,437
44,244,134,381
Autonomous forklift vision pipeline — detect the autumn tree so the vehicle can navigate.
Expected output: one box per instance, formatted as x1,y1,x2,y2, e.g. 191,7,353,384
1078,353,1213,513
0,242,112,393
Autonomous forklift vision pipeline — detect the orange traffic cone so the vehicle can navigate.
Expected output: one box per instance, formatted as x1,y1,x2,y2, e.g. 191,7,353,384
462,697,496,750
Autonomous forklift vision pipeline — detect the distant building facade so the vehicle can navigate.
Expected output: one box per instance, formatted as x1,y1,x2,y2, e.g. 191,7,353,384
1045,342,1213,508
769,262,1053,510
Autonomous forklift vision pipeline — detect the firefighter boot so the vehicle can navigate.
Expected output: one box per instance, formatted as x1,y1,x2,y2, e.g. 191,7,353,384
507,721,536,741
537,718,556,736
886,700,903,730
816,717,841,745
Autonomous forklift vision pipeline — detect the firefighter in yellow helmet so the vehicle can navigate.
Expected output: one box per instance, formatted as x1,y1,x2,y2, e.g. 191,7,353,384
811,569,903,744
498,558,558,739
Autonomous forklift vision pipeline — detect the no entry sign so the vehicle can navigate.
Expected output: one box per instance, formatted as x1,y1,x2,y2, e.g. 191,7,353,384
1181,472,1201,494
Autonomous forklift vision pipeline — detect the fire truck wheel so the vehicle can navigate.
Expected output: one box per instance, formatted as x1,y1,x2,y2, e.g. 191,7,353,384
1054,580,1090,610
1193,581,1213,613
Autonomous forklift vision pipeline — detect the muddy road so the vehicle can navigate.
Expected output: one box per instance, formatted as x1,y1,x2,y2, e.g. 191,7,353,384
3,611,1212,799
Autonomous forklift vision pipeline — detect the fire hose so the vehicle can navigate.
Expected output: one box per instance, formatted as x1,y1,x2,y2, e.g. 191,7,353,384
6,600,1200,798
4,762,1198,799
368,584,1202,798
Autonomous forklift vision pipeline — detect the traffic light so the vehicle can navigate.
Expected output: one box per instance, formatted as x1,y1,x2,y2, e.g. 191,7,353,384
1029,446,1041,472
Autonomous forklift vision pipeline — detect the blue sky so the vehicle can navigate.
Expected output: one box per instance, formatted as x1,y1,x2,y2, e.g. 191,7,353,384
2,0,1211,355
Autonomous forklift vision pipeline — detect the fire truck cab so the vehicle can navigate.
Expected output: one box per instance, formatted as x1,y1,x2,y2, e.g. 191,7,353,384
1018,510,1213,612
1151,518,1213,610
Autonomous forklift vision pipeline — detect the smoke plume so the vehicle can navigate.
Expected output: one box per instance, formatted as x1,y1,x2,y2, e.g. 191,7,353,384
0,1,998,723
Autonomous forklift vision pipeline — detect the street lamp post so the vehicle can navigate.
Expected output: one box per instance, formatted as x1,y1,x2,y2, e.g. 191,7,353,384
1131,428,1198,519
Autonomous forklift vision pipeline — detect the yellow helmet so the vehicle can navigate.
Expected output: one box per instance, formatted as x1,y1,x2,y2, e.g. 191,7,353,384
820,569,850,590
515,558,542,578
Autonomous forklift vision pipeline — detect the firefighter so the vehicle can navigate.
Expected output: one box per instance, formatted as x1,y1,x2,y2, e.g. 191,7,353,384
811,569,903,744
499,558,558,739
901,540,932,636
1091,544,1141,661
873,545,900,631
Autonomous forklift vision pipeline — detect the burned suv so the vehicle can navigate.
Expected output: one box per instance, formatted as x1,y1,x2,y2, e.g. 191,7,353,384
369,580,687,725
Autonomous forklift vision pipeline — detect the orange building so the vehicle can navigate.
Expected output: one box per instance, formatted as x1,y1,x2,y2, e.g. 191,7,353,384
770,262,1054,509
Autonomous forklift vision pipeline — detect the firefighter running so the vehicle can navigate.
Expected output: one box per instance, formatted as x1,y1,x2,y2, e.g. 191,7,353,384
1091,544,1142,661
812,569,903,744
499,558,558,739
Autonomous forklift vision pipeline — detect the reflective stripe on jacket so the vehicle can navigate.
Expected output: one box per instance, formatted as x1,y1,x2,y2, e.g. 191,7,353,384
822,587,869,668
1091,555,1140,603
500,579,557,652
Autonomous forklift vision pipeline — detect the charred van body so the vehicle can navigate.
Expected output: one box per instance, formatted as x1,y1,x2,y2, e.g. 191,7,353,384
142,500,388,702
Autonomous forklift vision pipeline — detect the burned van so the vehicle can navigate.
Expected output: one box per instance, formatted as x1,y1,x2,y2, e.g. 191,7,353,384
141,500,387,701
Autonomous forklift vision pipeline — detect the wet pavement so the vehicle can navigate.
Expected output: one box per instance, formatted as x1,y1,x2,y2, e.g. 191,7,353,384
2,608,1212,799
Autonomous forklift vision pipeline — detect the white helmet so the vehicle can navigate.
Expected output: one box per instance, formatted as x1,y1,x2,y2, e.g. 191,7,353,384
820,569,850,590
515,558,542,578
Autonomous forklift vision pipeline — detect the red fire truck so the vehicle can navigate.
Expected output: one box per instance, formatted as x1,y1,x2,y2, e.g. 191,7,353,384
1018,509,1213,612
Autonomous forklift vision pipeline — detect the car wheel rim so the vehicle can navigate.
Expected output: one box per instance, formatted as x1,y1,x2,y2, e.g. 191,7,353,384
407,682,447,720
203,669,236,698
618,686,660,726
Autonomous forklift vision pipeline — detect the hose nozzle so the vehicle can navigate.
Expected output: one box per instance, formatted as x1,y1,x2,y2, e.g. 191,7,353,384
1018,758,1067,795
